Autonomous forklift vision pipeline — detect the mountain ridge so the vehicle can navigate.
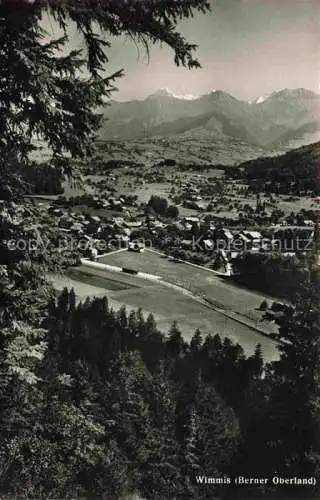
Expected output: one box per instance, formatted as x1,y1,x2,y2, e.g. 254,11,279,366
98,87,320,159
111,87,319,105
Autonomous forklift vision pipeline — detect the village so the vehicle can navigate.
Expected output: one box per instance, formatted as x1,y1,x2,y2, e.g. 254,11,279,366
28,158,316,280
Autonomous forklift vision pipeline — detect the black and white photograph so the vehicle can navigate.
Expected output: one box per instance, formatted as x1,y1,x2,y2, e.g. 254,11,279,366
0,0,319,498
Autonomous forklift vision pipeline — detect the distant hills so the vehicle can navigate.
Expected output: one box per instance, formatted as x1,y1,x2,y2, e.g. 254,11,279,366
99,88,320,153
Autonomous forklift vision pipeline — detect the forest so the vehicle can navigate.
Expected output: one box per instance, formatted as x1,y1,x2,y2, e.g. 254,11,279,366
232,253,310,301
240,142,320,196
0,286,318,499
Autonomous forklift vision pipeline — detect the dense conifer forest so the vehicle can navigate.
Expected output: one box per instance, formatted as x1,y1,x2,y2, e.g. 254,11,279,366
0,285,319,499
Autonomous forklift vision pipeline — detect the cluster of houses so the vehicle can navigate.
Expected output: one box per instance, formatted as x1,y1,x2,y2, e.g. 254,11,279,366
45,199,316,265
38,171,316,273
176,218,315,253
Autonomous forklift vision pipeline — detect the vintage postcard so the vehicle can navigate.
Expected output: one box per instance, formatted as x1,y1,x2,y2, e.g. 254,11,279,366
0,0,319,498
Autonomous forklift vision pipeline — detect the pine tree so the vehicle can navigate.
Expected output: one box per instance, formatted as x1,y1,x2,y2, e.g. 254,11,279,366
249,343,264,379
166,321,186,359
190,328,203,353
116,304,127,329
235,269,320,498
139,363,181,498
1,0,210,197
266,273,320,486
0,1,221,497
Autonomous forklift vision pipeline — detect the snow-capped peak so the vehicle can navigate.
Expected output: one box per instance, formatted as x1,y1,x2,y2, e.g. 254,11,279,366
248,92,272,104
151,88,198,100
249,88,319,105
178,93,199,101
152,88,173,97
256,94,270,104
150,88,224,101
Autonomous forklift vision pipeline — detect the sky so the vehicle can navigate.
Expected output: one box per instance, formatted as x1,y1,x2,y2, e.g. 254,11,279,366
43,0,319,102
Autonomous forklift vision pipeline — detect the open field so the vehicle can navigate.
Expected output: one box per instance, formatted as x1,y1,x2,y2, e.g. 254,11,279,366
95,137,268,165
68,264,151,289
29,162,315,224
98,249,274,317
67,267,140,291
278,197,315,214
84,168,316,220
49,267,279,361
122,183,171,203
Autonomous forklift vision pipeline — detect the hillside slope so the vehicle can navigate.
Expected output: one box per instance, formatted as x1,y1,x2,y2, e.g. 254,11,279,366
240,141,320,195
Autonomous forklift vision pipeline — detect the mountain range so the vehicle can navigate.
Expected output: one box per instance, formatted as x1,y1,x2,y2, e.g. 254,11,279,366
99,88,320,150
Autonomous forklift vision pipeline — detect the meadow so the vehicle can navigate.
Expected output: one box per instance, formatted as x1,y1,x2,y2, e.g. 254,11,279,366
49,266,279,361
98,249,274,318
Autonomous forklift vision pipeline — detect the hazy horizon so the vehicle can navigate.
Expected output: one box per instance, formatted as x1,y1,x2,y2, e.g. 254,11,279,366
42,0,319,102
111,86,320,103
